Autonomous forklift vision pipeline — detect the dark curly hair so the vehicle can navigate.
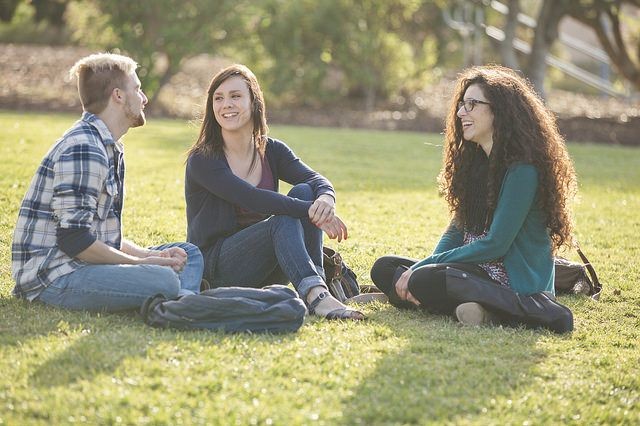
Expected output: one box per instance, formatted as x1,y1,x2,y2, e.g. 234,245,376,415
439,65,577,251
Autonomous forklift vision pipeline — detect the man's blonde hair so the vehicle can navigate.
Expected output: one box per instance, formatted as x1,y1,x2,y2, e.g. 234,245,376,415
69,53,138,114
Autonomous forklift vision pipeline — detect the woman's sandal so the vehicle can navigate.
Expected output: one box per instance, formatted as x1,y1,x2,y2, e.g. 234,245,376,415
307,291,366,321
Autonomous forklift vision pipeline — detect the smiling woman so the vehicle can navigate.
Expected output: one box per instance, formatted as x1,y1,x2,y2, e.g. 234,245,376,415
456,86,494,155
184,64,364,321
371,65,578,332
213,77,253,132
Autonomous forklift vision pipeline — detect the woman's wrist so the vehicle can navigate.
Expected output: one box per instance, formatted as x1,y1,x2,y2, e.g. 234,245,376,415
316,193,335,205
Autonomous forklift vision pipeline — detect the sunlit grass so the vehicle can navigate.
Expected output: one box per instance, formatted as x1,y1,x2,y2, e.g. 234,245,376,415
1,110,638,425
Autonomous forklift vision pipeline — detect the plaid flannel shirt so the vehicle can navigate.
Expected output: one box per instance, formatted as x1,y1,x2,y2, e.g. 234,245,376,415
11,112,125,300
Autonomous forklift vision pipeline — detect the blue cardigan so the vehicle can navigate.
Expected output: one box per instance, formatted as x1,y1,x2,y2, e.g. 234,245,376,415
411,164,554,296
185,137,335,277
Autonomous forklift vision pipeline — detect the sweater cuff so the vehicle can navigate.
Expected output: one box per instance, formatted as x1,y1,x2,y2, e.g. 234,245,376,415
57,227,97,257
317,190,336,202
298,200,313,217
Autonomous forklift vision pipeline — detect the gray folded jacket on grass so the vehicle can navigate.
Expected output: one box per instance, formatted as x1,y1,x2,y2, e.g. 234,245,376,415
140,285,307,333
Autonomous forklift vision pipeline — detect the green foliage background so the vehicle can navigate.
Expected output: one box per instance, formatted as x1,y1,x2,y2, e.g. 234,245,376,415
1,0,453,106
3,0,638,105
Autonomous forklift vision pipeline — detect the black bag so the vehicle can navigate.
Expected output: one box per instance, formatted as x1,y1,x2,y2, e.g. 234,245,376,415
140,285,306,333
554,247,602,300
323,246,360,302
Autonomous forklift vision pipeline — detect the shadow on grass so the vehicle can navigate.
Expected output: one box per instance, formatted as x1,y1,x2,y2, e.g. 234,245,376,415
338,304,567,424
0,298,297,389
0,298,95,346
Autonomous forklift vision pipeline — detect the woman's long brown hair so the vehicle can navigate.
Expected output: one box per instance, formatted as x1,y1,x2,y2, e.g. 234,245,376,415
439,65,577,251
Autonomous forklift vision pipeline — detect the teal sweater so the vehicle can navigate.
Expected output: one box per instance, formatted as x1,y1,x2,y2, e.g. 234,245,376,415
411,164,554,296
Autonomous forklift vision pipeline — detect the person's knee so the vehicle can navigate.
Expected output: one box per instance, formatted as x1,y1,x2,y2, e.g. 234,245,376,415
408,268,450,310
370,257,386,285
173,242,203,262
180,241,200,254
148,267,181,298
185,243,204,268
370,256,398,288
270,214,303,233
287,183,314,201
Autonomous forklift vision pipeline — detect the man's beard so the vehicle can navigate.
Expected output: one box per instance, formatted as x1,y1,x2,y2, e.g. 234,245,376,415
125,100,146,128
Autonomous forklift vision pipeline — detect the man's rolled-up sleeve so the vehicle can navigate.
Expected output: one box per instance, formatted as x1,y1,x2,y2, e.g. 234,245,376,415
52,143,108,257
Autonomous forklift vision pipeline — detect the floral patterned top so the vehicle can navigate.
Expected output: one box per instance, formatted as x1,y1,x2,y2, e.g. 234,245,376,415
463,231,511,287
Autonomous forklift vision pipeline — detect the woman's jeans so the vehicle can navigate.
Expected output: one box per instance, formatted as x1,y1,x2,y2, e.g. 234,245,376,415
37,242,204,312
208,183,326,300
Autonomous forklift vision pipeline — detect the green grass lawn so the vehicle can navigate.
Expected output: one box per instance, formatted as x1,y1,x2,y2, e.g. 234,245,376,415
1,110,638,425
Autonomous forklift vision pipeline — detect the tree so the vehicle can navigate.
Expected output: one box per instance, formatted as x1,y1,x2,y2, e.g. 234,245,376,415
496,0,571,97
498,0,521,70
331,0,428,110
0,0,69,25
526,0,571,98
252,0,443,110
247,0,345,107
32,0,69,26
569,0,640,91
497,0,640,97
0,0,20,22
67,0,248,104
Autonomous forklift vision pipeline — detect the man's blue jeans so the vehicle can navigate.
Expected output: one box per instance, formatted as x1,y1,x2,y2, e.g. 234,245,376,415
208,183,327,300
37,242,203,312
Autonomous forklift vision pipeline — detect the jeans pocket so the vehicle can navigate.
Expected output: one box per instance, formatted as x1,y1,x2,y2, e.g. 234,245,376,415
36,275,71,305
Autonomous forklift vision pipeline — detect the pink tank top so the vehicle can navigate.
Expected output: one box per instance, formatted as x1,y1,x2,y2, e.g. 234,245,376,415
234,157,275,229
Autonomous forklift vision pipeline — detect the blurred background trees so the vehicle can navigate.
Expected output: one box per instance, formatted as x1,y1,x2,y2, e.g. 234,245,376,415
249,0,446,109
65,0,248,103
493,0,640,98
1,0,638,109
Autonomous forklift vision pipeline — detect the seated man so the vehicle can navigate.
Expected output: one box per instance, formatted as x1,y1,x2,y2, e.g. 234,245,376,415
11,52,203,312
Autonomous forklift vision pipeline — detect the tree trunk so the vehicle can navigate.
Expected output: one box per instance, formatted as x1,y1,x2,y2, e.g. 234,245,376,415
147,56,177,110
0,0,20,22
500,0,521,70
573,5,640,91
364,83,376,113
526,0,569,99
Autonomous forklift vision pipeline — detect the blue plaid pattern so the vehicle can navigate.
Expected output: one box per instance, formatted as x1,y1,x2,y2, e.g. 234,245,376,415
11,112,125,300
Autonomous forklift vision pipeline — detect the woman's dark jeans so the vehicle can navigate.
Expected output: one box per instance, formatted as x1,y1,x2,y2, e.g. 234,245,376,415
207,183,326,300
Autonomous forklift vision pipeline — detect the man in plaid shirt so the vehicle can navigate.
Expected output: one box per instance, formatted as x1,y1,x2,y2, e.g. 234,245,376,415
11,53,204,312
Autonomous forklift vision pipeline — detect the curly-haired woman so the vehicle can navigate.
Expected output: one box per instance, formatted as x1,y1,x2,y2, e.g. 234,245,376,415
185,64,364,321
371,65,577,328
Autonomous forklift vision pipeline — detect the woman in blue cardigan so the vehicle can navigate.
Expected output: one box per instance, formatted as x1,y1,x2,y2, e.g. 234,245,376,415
185,64,363,321
371,65,577,328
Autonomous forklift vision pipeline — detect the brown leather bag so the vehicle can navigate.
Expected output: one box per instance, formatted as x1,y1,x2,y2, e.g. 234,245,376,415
322,246,360,302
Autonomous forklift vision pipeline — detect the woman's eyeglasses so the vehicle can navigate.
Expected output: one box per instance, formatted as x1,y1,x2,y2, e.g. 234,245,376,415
457,99,491,112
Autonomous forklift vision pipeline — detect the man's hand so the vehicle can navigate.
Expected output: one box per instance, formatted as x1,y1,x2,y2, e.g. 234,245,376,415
319,215,348,242
138,255,185,272
147,246,187,272
308,194,335,226
75,239,186,273
157,246,187,261
394,268,421,306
